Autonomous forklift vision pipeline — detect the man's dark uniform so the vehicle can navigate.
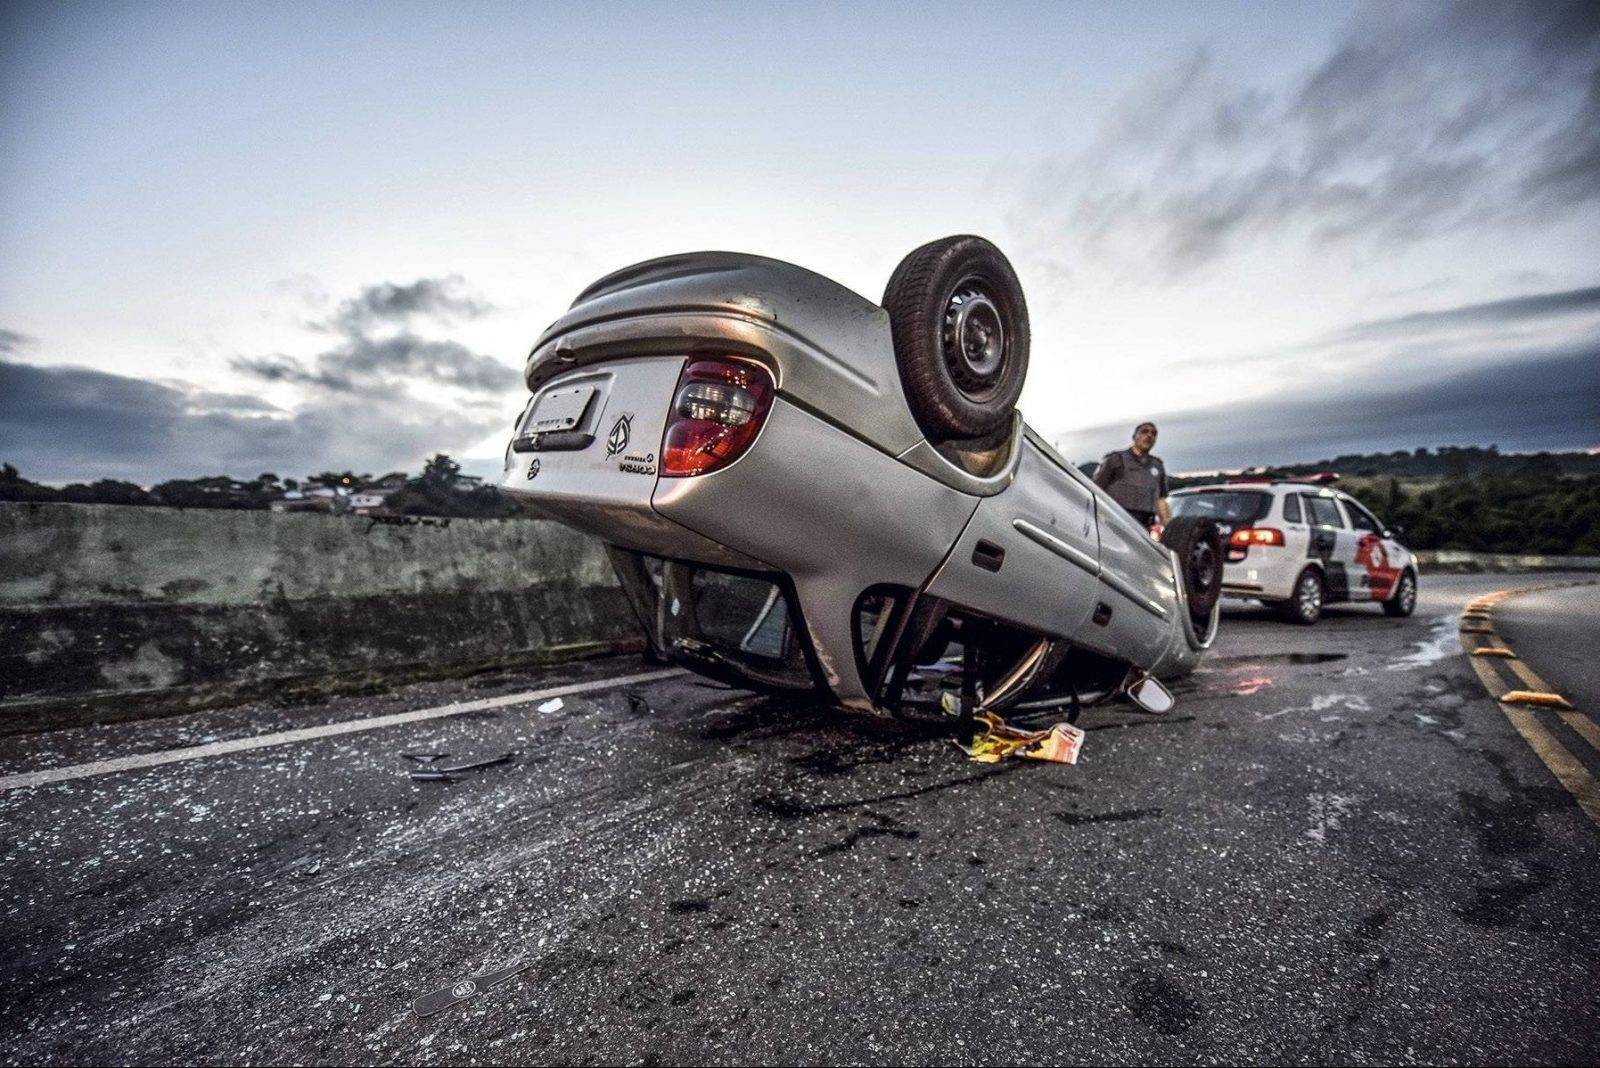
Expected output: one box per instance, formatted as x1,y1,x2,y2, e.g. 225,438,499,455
1093,447,1168,529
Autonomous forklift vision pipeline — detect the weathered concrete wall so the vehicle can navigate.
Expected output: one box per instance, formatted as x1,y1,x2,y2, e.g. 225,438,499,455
0,503,640,731
1414,549,1600,573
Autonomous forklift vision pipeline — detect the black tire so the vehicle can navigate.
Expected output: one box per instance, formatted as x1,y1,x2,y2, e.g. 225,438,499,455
882,235,1030,441
1382,569,1418,617
1160,515,1223,616
1276,568,1324,625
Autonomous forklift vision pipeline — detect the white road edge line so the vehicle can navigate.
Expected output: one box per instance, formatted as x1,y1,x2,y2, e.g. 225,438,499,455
0,667,685,793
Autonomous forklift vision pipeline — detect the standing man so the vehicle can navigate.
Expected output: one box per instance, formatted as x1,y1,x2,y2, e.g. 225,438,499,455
1093,421,1170,532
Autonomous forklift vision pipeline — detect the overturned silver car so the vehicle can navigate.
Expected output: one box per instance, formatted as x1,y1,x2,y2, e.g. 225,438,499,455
502,236,1222,717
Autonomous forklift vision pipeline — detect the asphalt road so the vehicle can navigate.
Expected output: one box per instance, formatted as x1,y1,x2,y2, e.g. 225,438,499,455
2,572,1598,1066
1493,583,1600,712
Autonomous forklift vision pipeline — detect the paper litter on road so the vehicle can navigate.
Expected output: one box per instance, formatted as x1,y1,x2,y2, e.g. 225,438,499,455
958,711,1084,765
537,698,564,713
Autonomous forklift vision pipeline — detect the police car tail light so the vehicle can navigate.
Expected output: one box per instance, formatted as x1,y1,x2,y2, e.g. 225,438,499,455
661,357,774,477
1229,527,1285,547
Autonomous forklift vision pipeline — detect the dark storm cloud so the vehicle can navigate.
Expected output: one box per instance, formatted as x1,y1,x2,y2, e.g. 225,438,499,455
230,334,517,395
1053,343,1600,472
229,355,355,392
236,275,516,397
0,328,32,355
0,358,505,484
1017,1,1600,274
1338,285,1600,340
316,275,493,334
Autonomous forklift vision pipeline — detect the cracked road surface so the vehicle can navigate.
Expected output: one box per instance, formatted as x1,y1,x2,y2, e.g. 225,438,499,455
2,572,1598,1064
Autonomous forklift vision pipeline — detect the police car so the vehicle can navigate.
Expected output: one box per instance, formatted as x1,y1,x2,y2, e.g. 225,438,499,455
1167,475,1417,624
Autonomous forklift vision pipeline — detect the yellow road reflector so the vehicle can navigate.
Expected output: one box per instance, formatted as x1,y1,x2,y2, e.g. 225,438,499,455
1459,626,1495,634
1501,690,1576,710
1471,647,1518,658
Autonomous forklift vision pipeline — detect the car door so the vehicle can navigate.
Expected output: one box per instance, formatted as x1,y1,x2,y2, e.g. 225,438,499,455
922,437,1100,641
1340,495,1402,601
1302,492,1357,602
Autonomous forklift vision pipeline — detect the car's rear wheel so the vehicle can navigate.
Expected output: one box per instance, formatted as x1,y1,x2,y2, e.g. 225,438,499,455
1160,515,1223,617
1277,568,1324,625
882,235,1029,442
1382,569,1418,617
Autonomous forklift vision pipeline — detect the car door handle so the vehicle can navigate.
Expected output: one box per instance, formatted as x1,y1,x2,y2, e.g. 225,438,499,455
972,540,1005,573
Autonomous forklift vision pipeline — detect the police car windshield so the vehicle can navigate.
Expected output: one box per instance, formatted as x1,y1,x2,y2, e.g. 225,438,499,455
1170,490,1271,524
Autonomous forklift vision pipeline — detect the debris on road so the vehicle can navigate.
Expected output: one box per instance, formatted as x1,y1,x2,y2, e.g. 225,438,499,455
626,692,651,716
959,711,1085,765
400,752,449,764
412,957,530,1018
537,698,564,713
404,751,517,783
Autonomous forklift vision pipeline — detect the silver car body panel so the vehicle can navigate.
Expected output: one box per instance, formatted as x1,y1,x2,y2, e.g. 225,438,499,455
503,251,1219,708
654,398,979,708
529,252,926,459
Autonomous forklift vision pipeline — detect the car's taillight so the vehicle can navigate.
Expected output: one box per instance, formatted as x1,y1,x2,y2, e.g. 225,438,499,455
1229,527,1285,547
661,357,774,477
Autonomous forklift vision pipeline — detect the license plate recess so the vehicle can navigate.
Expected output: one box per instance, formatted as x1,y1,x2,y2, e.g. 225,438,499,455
527,385,596,433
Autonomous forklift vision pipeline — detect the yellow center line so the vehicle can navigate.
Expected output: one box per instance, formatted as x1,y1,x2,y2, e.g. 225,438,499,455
1560,711,1600,761
1457,580,1600,831
1499,707,1600,827
1505,653,1557,694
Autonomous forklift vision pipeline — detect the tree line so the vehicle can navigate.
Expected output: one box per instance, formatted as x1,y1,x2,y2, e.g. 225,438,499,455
0,454,532,520
7,446,1599,552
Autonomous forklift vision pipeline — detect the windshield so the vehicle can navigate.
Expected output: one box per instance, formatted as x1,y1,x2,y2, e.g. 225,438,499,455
1170,490,1271,524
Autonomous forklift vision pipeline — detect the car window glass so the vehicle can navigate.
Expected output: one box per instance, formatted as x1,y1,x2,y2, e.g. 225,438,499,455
1282,494,1303,523
1344,499,1382,533
1169,491,1270,523
1306,495,1344,528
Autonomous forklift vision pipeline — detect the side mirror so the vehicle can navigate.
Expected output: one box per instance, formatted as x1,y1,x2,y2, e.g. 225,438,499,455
1127,674,1176,715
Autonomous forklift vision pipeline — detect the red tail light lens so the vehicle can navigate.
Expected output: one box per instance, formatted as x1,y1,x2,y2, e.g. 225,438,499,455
661,357,774,477
1229,527,1285,547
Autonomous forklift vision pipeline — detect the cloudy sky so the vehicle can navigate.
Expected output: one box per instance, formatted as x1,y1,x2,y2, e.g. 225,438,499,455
1,0,1596,482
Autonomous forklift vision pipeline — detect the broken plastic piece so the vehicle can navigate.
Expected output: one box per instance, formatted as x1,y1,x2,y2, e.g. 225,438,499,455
413,957,529,1018
400,752,450,763
1500,690,1575,710
431,752,515,774
626,692,651,715
537,698,564,713
405,751,515,782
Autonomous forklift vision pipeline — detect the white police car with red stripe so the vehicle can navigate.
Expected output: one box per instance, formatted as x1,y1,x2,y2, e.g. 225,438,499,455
1167,475,1417,624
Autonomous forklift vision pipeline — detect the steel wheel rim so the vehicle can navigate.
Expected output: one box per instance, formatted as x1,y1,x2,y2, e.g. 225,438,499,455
1190,541,1217,592
1300,576,1321,618
942,281,1006,397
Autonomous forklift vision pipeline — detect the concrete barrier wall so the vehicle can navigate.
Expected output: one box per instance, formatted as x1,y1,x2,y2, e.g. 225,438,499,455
0,503,641,731
1414,549,1600,573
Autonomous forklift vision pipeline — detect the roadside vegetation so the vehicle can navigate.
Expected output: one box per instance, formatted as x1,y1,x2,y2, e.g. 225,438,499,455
1176,447,1599,556
6,445,1597,551
0,454,533,520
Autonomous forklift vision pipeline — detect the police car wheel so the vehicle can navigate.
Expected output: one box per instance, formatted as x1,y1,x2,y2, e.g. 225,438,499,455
1277,568,1324,625
1382,570,1418,617
883,235,1030,441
